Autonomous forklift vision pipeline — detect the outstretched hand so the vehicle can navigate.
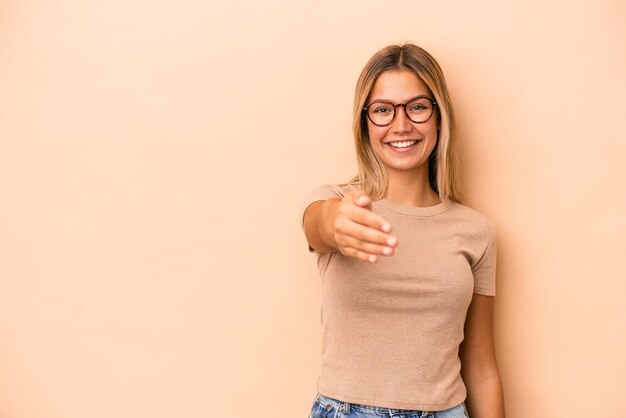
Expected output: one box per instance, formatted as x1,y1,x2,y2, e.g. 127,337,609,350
330,189,398,263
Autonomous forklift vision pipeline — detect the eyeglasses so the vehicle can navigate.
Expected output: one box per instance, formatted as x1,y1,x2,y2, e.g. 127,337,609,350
363,95,437,127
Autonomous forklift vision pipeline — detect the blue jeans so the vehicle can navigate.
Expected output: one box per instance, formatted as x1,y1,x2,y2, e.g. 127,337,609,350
308,392,470,418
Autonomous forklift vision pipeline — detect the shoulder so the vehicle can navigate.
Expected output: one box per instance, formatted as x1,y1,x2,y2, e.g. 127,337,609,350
302,183,358,200
299,183,359,231
448,200,497,239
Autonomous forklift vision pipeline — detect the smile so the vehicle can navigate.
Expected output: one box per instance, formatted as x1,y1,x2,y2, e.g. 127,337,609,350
389,140,417,148
385,139,421,152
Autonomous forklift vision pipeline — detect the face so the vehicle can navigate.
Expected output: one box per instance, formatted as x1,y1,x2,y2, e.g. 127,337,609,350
365,70,439,179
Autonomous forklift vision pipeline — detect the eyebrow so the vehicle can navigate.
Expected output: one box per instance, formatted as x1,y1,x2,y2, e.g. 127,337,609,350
367,94,433,104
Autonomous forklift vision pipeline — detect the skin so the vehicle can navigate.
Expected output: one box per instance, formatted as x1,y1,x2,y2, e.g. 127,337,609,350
366,70,442,208
302,69,505,417
460,294,506,417
303,70,442,263
366,71,505,417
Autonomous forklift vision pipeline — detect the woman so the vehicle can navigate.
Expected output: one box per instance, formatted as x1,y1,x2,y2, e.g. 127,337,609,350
300,43,505,418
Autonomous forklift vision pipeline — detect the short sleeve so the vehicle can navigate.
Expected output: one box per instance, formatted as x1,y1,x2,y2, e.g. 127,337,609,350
471,232,497,296
299,184,349,253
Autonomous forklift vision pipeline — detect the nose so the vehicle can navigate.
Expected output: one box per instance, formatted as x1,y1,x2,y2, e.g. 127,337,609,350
391,104,412,133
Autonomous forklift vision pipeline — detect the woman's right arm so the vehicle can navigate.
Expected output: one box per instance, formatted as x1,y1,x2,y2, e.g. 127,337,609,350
302,190,399,263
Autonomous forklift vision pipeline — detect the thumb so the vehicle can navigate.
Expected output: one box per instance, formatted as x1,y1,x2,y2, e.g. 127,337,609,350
353,190,371,209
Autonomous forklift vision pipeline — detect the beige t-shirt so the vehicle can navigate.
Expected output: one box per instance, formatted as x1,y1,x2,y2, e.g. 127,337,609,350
300,183,497,411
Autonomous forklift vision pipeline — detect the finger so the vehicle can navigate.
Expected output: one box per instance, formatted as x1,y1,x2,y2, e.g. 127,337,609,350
349,206,394,236
349,190,372,209
354,193,370,208
336,220,398,248
341,234,395,256
341,246,379,263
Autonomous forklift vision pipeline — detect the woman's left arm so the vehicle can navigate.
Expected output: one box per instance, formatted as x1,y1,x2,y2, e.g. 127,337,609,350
459,294,506,418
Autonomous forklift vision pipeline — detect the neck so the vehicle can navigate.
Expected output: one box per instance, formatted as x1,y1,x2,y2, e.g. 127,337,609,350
384,168,442,207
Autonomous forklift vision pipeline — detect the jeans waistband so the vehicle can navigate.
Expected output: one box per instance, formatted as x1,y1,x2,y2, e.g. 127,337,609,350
315,392,436,416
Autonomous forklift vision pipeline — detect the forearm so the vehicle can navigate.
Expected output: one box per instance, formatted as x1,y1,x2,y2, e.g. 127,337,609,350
464,373,505,418
303,198,340,252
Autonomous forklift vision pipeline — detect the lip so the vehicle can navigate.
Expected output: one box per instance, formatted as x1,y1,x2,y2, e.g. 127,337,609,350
384,139,421,153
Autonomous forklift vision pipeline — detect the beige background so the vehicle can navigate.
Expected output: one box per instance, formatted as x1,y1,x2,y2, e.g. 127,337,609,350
1,1,624,417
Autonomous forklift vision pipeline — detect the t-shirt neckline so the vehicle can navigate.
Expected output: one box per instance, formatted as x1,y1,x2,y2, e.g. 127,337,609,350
375,196,453,217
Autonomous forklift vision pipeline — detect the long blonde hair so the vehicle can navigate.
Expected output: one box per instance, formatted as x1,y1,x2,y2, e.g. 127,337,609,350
341,43,467,205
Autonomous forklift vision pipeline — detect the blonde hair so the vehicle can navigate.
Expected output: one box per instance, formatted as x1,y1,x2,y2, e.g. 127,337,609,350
340,43,468,205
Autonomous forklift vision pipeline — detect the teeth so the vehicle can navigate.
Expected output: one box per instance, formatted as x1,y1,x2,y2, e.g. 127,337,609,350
389,140,417,148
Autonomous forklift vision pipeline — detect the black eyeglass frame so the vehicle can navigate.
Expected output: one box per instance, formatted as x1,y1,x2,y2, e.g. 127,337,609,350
363,95,438,127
